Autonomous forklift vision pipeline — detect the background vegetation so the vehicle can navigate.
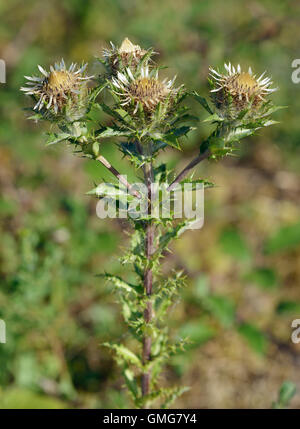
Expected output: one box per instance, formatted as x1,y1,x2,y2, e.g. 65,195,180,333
0,0,300,408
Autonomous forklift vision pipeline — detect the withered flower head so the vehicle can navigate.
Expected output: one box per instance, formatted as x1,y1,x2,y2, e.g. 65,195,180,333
111,66,178,114
20,59,92,114
103,37,148,73
209,63,277,118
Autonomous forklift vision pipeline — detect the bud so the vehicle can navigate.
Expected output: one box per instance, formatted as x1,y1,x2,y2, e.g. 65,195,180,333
103,37,148,74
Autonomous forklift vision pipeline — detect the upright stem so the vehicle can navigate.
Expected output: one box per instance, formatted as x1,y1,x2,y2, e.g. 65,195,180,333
141,145,154,400
141,224,154,397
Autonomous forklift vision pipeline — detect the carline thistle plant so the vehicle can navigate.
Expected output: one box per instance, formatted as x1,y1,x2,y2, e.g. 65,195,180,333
21,38,280,409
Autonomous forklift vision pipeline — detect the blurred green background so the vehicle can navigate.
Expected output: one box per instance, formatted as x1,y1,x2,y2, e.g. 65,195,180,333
1,0,300,409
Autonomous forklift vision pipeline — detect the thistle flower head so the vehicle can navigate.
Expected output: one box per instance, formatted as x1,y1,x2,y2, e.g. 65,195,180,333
209,63,277,119
111,66,178,115
103,37,149,73
20,59,92,115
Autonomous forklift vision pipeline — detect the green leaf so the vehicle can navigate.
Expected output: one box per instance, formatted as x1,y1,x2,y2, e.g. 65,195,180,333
238,323,268,355
87,182,134,200
276,300,300,315
0,388,68,409
103,343,143,369
225,127,256,142
194,275,210,299
161,386,190,409
137,49,154,72
162,126,195,150
263,120,280,127
171,113,199,126
264,222,300,254
46,132,71,145
219,227,251,262
261,104,286,118
172,125,194,137
100,103,134,127
114,108,135,127
163,136,181,150
123,367,139,399
157,219,203,255
179,178,215,189
202,113,223,123
100,102,120,118
96,127,130,138
272,381,296,409
178,321,216,348
99,273,143,295
26,111,44,122
192,92,213,114
203,295,236,327
244,267,279,290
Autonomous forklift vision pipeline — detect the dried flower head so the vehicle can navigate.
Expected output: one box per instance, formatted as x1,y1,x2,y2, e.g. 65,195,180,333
103,37,148,73
209,63,277,118
111,66,178,114
20,59,92,114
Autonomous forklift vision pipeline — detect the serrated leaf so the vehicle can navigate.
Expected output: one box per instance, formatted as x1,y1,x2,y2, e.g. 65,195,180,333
123,367,139,399
96,127,130,138
225,127,256,142
157,219,201,254
263,120,279,127
163,126,194,150
262,104,286,117
103,343,142,369
100,103,134,128
114,108,135,127
27,112,44,121
203,113,223,123
46,132,71,145
171,113,199,125
179,178,215,189
161,386,190,409
137,49,154,72
99,273,143,295
172,125,195,137
163,137,181,150
87,182,134,200
192,92,213,114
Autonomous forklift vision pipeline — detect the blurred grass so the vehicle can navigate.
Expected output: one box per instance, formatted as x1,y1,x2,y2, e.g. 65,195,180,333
0,0,300,408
